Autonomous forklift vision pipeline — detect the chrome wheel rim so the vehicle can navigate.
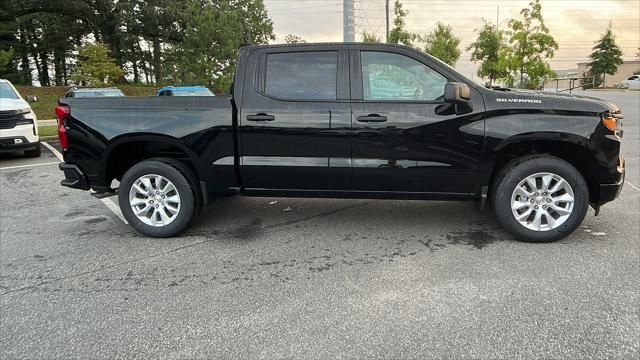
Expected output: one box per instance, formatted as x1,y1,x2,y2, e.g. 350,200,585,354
128,174,181,227
511,172,574,232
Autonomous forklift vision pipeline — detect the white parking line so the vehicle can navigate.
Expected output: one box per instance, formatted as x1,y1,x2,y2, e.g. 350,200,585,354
41,141,128,225
99,197,129,224
0,162,60,170
625,181,640,192
41,142,64,160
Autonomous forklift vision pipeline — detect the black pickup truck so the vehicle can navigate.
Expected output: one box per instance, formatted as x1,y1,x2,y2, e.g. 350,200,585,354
56,43,625,242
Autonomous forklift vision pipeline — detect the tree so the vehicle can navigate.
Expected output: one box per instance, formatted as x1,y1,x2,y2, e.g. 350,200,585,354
171,0,274,90
0,48,13,73
284,34,305,44
588,25,623,87
70,43,123,86
580,68,601,90
388,0,417,46
467,19,508,86
504,0,558,88
361,31,382,43
423,22,461,66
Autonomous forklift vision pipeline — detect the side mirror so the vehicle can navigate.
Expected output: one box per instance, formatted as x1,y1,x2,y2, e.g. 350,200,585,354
26,95,38,102
444,82,470,104
443,82,472,114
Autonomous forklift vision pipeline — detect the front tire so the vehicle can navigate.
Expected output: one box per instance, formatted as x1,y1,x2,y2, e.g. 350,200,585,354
24,142,41,157
492,155,589,243
118,159,198,237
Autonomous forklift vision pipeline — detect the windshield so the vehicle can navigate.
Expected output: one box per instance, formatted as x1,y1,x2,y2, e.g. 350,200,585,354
0,83,19,99
172,89,215,96
71,90,125,98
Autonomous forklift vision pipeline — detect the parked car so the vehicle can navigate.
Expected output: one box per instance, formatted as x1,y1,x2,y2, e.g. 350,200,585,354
56,43,625,242
618,75,640,90
156,86,215,96
63,87,125,98
0,79,40,157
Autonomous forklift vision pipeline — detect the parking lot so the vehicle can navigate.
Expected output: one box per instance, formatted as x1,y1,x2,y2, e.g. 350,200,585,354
1,90,638,359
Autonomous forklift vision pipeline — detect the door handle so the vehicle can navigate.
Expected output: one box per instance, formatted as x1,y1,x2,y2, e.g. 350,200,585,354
246,113,275,122
357,114,387,123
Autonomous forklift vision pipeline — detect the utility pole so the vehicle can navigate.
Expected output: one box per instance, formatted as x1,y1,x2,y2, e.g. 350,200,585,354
343,0,355,42
385,0,390,42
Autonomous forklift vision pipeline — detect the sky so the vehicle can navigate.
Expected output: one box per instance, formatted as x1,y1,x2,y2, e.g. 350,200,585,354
263,0,640,79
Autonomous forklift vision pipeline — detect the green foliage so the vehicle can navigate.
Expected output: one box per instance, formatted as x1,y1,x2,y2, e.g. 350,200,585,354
423,22,461,66
16,85,156,119
503,0,558,89
0,48,13,73
361,31,382,43
388,0,417,47
579,69,601,90
467,19,508,86
588,26,623,86
38,125,58,138
169,0,274,90
70,43,124,86
284,34,306,44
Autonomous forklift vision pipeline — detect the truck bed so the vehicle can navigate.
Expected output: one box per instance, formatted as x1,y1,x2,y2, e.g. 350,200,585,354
59,96,237,193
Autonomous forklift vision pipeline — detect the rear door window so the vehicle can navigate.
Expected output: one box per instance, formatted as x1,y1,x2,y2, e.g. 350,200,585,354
265,51,337,100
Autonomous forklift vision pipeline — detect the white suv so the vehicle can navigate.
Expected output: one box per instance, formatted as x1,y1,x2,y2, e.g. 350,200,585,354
0,79,40,157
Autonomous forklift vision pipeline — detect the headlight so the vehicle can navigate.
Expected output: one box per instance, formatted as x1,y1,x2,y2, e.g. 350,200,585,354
15,118,34,125
15,108,35,125
602,111,623,137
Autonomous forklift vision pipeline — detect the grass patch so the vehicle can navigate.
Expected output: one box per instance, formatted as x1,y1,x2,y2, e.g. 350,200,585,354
38,125,58,138
14,85,158,120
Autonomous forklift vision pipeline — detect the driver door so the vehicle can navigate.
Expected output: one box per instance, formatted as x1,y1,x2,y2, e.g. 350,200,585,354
350,48,482,194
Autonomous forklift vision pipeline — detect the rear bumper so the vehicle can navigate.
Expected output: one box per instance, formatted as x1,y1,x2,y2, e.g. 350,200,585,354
59,163,90,190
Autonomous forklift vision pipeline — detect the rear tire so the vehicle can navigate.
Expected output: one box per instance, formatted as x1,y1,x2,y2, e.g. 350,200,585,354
492,155,589,243
24,142,41,157
118,159,198,237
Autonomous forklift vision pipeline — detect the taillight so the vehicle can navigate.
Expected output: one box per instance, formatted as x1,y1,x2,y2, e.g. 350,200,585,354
55,104,70,149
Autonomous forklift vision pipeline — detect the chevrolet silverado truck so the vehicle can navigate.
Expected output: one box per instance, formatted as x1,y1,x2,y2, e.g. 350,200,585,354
0,79,41,157
56,43,625,242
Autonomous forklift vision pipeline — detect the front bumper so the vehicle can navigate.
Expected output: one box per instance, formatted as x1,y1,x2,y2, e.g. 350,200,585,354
59,163,90,190
0,136,39,152
597,155,625,204
0,123,39,143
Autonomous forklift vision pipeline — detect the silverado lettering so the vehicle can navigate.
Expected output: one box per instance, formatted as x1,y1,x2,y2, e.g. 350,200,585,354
496,98,543,103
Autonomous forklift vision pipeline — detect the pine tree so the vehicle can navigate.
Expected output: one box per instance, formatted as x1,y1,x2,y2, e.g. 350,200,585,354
588,25,624,87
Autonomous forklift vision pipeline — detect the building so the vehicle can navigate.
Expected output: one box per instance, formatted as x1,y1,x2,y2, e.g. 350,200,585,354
577,60,640,87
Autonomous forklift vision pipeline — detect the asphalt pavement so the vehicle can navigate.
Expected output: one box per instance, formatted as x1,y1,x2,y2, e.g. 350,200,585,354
1,90,638,359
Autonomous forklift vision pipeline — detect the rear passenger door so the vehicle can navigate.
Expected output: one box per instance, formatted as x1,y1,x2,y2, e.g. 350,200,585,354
238,46,352,191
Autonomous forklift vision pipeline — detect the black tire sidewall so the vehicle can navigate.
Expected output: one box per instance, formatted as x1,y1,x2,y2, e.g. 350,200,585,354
493,156,589,243
118,160,196,238
24,142,41,157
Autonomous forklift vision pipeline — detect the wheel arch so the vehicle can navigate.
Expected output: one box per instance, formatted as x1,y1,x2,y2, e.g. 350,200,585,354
102,134,202,189
484,134,602,203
